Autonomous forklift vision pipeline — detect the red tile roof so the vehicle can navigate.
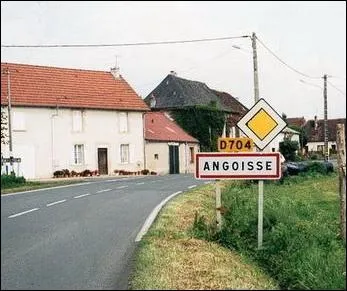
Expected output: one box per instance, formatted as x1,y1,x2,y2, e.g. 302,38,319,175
305,118,346,142
1,62,149,111
287,117,306,128
144,112,199,143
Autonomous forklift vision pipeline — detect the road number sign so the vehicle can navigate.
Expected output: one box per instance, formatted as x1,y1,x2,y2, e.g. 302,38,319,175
218,137,254,152
195,152,281,180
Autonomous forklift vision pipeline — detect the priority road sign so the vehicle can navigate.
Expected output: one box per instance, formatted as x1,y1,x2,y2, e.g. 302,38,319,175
195,152,281,180
237,98,287,150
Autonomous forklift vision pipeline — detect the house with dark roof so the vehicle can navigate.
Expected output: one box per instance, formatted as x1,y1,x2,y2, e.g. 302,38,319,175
1,62,149,179
304,116,346,155
286,117,307,129
144,72,249,148
144,112,199,174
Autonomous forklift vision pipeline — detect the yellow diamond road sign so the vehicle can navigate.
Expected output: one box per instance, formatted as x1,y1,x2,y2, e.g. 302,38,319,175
237,98,287,150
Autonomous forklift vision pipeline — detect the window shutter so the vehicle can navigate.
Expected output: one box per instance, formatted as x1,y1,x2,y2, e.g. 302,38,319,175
70,145,76,166
84,144,89,166
130,144,135,163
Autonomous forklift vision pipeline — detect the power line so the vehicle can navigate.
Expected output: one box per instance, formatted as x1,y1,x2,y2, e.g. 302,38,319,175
1,35,250,48
299,79,323,90
255,36,322,79
327,80,346,96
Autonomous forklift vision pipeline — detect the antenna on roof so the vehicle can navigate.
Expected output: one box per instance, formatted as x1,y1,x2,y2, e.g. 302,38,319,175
111,55,121,79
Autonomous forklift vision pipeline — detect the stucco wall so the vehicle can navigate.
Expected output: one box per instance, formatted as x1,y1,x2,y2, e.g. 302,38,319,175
145,141,199,175
1,106,145,179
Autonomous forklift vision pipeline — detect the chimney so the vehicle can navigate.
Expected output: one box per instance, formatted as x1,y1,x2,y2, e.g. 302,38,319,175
110,66,120,79
149,94,156,108
314,115,318,130
169,70,177,76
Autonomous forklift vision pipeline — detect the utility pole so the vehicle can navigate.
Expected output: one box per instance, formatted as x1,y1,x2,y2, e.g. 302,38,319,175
252,33,260,102
252,32,264,250
2,68,14,174
323,74,329,161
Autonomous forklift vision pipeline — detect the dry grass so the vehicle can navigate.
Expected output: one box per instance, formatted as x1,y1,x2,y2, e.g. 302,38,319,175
130,184,278,290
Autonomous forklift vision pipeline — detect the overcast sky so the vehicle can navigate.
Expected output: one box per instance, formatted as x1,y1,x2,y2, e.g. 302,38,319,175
1,1,346,120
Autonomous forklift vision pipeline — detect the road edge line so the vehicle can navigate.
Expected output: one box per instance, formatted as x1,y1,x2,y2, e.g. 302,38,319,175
135,190,183,242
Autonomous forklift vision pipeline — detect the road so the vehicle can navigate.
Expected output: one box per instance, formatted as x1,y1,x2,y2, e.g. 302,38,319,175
1,174,212,290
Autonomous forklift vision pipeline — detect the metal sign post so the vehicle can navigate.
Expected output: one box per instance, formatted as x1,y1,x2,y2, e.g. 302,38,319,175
236,98,287,249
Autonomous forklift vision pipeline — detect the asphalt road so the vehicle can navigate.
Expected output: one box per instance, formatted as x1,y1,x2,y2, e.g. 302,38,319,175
1,174,212,290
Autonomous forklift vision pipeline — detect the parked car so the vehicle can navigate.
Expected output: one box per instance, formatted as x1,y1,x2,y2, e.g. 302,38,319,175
283,160,334,176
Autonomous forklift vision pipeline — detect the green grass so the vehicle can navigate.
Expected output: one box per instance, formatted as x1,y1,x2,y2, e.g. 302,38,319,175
130,185,278,290
193,173,346,290
1,179,87,194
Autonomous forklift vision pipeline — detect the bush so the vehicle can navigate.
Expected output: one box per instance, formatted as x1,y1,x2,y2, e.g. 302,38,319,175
81,169,91,177
306,161,334,174
1,174,26,188
141,169,150,175
53,170,64,178
279,140,299,161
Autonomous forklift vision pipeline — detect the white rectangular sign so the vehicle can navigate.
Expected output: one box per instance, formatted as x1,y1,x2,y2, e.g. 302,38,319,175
195,152,281,180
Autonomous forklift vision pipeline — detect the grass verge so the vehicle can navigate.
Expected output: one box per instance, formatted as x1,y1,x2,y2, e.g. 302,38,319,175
1,179,87,195
129,184,279,290
193,173,346,290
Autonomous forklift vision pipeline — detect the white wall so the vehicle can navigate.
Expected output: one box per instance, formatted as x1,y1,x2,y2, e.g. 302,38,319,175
1,106,145,179
145,141,199,175
306,141,336,152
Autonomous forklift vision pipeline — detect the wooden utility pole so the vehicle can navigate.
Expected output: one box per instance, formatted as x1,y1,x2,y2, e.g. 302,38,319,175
323,74,329,161
252,32,264,250
2,68,14,174
336,123,346,242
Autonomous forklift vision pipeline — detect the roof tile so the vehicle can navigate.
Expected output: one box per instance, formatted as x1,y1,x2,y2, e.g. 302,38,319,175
1,62,149,111
144,112,198,143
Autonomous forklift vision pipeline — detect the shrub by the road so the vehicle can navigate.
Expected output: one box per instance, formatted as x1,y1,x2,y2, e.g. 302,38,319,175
1,174,26,189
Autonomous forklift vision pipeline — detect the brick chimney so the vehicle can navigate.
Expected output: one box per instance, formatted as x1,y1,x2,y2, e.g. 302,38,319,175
169,70,177,76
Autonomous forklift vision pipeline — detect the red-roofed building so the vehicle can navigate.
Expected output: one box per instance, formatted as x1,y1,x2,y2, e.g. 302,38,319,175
1,62,149,179
144,112,199,174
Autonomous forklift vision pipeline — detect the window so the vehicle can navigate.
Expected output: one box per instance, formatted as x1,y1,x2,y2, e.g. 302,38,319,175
317,145,324,152
13,112,26,131
190,147,195,163
74,144,84,164
154,154,159,160
72,110,83,132
119,112,128,133
120,144,129,163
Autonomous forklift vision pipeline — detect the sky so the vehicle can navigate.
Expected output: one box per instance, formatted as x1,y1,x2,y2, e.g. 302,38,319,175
1,1,346,120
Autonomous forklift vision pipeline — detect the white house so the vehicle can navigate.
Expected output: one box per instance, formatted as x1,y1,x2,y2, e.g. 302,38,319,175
144,112,199,175
1,62,149,179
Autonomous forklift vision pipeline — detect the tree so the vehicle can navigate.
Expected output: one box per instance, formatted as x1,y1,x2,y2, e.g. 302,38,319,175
288,125,308,153
279,140,299,161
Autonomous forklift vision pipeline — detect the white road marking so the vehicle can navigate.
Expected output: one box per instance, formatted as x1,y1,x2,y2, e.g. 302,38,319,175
117,186,128,189
1,182,92,197
46,199,66,207
73,193,90,199
96,189,112,193
8,208,40,218
136,182,145,185
188,185,197,189
135,191,183,242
